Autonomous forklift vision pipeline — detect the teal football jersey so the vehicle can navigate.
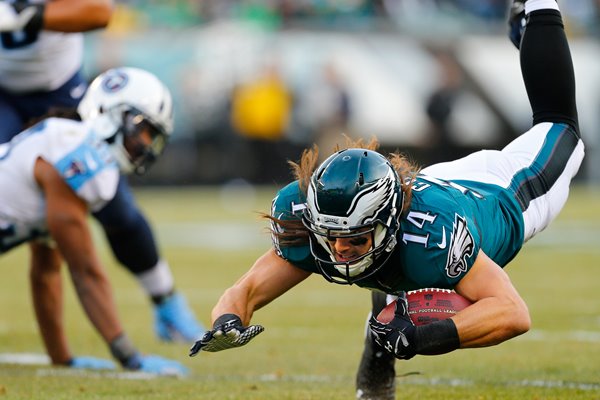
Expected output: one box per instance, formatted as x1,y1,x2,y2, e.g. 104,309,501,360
270,174,525,294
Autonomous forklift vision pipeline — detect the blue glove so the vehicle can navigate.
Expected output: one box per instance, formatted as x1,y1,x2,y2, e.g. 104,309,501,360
69,356,117,370
135,354,189,377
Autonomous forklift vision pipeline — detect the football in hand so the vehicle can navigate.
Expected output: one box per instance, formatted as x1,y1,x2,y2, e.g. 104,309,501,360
376,288,472,326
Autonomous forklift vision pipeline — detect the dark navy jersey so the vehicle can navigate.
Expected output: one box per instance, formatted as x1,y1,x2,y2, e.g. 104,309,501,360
271,174,524,294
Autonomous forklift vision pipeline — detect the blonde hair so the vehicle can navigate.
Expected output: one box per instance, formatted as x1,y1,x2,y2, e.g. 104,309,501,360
267,136,420,246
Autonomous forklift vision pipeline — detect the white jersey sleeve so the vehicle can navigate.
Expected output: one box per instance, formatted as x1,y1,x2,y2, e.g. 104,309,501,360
44,119,120,211
0,118,119,252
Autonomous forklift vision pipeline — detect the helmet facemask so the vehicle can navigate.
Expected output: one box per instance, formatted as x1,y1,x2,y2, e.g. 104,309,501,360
304,217,398,284
101,105,169,175
120,107,168,175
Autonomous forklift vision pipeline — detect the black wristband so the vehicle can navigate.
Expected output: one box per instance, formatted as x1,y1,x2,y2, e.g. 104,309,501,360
109,333,140,368
414,318,460,355
213,313,242,329
13,1,45,34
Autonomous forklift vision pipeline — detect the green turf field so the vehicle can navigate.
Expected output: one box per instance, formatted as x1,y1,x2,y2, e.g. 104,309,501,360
1,184,599,399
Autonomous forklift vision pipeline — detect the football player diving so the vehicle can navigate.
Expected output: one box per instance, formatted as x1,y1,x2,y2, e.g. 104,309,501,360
189,1,584,399
0,67,188,374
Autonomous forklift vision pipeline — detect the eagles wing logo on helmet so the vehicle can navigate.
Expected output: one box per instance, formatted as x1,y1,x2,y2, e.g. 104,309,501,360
354,174,395,225
445,214,474,278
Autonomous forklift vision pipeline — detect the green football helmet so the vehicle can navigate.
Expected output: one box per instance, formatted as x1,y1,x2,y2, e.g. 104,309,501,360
302,148,404,284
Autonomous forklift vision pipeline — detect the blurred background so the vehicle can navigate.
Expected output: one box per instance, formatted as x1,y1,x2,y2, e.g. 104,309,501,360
83,0,600,187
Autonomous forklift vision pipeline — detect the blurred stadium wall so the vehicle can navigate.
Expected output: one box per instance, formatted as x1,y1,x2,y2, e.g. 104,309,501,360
83,0,600,186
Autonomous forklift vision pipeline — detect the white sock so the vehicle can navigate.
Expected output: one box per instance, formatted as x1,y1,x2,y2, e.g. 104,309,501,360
136,259,174,297
525,0,560,14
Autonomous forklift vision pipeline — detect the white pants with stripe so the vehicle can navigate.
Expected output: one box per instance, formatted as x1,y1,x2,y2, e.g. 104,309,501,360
421,122,585,242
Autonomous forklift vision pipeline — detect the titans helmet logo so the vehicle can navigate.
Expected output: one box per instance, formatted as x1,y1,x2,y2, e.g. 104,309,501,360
101,69,129,93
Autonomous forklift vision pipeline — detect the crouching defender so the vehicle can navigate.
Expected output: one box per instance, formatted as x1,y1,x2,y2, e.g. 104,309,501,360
0,67,189,374
188,1,583,399
0,0,204,344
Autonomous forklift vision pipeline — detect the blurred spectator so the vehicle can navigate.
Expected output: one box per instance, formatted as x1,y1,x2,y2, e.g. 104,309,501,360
236,0,282,30
451,0,508,20
424,48,465,163
86,0,598,185
231,61,292,141
561,0,600,37
108,0,600,37
229,61,298,184
296,61,353,159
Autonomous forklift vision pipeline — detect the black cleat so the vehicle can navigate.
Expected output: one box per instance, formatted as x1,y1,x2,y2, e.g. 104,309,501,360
356,331,396,400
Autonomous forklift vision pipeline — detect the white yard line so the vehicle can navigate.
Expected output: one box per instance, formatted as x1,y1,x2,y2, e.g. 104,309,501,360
2,351,600,390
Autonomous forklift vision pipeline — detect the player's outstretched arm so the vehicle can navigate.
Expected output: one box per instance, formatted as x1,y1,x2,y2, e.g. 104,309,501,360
0,0,113,34
34,158,124,343
190,249,311,356
29,241,119,371
43,0,114,32
29,241,72,365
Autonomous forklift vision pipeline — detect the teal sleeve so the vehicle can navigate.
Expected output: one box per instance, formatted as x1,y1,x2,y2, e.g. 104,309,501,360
270,181,319,274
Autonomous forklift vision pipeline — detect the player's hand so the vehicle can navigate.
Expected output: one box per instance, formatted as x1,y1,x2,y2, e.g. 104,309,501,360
189,314,264,356
368,293,417,360
0,2,39,32
69,356,117,370
508,0,527,49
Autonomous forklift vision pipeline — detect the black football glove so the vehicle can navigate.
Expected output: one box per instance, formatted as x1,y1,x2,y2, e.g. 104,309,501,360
189,314,264,356
508,0,527,49
368,293,417,360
